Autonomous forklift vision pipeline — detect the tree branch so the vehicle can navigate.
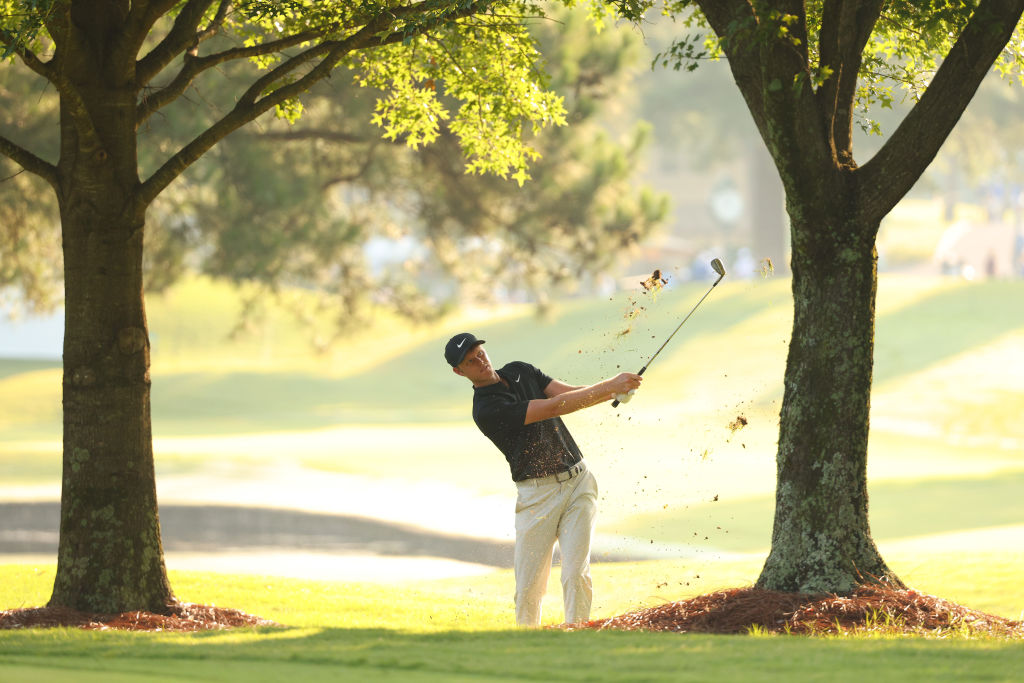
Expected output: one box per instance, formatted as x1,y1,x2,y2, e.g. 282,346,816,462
135,0,218,87
698,1,834,186
35,1,105,156
138,1,495,206
816,0,884,164
137,30,322,124
694,1,767,142
196,0,232,43
858,0,1024,221
0,133,59,190
118,0,183,66
0,28,58,84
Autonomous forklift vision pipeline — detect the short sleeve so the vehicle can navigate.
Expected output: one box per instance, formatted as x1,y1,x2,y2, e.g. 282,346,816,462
530,364,554,393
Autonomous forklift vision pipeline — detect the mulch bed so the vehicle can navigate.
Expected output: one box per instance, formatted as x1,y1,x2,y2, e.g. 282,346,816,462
0,602,277,632
566,585,1024,637
3,586,1021,636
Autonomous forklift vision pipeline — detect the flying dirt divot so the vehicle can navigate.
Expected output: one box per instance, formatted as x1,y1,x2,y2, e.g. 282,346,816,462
612,259,726,408
617,268,669,338
640,269,668,293
728,415,748,432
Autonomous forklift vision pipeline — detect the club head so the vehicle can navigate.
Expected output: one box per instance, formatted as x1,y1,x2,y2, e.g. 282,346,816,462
710,258,726,278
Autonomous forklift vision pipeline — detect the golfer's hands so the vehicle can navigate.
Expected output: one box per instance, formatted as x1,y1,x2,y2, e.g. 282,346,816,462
609,372,642,403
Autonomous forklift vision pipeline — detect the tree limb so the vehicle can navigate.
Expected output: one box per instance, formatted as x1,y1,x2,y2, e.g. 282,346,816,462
135,0,218,87
138,1,495,206
0,28,58,84
119,0,184,65
0,133,59,190
319,145,380,192
139,42,350,206
817,0,884,164
698,1,834,185
196,0,232,43
694,1,767,142
858,0,1024,221
137,30,322,124
30,2,105,157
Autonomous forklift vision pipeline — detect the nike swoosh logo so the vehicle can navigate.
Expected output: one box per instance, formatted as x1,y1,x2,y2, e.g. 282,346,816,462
456,338,466,348
515,374,521,382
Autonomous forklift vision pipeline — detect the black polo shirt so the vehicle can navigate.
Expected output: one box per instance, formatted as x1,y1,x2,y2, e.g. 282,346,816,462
472,361,583,482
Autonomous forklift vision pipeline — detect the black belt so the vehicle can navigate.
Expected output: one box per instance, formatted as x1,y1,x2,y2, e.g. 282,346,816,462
521,461,586,485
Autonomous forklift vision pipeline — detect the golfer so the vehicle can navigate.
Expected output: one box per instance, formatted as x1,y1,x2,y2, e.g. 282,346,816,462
445,332,642,626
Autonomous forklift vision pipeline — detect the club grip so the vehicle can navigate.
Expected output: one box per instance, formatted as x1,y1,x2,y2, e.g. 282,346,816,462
611,365,647,408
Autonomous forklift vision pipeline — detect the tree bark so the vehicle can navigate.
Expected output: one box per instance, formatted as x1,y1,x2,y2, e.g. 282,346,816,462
53,196,173,612
48,3,173,612
694,0,1021,595
755,192,902,594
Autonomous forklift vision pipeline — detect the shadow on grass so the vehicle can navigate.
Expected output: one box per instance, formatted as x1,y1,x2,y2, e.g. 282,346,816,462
0,622,1021,683
6,281,1022,436
0,358,61,382
618,469,1024,552
874,280,1024,385
0,503,638,567
0,502,514,567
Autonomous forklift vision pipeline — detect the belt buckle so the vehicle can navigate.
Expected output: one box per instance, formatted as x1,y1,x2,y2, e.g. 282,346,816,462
556,464,580,483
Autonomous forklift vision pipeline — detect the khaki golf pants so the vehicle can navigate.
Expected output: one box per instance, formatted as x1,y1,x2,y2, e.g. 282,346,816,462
513,462,598,626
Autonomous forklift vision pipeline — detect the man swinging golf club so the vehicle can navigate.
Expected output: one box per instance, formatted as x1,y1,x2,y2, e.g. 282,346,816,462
445,333,642,626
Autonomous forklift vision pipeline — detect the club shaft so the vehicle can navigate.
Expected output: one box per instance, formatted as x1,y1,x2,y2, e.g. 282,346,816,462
641,275,722,370
610,274,723,408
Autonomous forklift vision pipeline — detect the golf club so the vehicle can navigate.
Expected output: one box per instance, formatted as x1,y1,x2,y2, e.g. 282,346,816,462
612,258,727,407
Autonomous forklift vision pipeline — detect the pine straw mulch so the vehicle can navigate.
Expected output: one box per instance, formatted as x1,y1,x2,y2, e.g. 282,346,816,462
0,602,278,632
565,585,1024,638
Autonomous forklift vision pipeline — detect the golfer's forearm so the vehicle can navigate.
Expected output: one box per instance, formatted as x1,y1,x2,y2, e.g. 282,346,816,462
525,380,614,424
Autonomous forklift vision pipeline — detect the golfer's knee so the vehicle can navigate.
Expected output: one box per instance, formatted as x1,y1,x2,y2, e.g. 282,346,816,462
561,570,592,594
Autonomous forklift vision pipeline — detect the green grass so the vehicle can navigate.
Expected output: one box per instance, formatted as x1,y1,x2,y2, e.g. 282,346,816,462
877,198,987,265
2,275,1023,543
3,275,1022,436
2,559,1023,683
2,274,1023,682
618,469,1024,553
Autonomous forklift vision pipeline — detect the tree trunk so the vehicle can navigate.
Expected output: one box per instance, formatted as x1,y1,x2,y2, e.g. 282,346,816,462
48,29,173,612
756,199,902,594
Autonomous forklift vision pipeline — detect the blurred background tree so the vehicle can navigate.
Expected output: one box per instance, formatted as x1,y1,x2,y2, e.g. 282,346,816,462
2,6,667,338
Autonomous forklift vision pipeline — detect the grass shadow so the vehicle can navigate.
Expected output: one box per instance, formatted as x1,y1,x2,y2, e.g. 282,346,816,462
618,469,1024,553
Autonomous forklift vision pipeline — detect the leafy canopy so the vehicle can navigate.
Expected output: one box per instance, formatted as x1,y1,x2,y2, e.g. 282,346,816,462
0,1,599,184
620,1,1024,134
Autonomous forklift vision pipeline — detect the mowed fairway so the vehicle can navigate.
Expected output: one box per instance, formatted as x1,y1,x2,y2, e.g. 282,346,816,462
1,560,1024,683
2,273,1023,680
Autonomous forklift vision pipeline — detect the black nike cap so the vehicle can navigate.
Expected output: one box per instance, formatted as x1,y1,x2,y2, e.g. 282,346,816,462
444,332,485,367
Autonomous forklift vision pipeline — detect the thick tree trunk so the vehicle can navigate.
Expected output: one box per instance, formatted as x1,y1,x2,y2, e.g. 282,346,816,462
52,198,173,613
756,202,902,594
48,30,173,611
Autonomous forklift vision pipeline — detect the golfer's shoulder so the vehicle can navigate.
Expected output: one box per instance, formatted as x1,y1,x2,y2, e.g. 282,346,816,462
504,360,537,373
503,359,551,376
